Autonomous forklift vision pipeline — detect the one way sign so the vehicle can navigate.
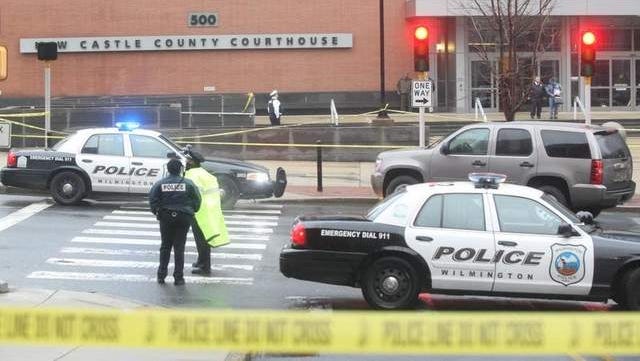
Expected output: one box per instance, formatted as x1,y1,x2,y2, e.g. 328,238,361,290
411,80,432,108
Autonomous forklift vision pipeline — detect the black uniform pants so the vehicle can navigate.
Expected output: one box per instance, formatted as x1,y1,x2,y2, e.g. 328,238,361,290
269,114,281,126
158,210,192,280
530,99,542,118
192,220,211,270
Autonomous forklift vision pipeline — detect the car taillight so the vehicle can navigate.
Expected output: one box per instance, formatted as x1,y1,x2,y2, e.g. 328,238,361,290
6,152,16,168
290,223,307,247
591,159,603,185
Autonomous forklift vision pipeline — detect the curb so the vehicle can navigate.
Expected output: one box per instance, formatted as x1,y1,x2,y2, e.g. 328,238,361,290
609,206,640,213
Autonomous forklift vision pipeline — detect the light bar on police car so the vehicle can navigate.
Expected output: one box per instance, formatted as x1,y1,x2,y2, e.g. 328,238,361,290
115,121,140,131
468,172,507,189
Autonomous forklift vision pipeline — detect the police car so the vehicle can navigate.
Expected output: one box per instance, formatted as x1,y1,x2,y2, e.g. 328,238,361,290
280,173,640,310
1,123,286,208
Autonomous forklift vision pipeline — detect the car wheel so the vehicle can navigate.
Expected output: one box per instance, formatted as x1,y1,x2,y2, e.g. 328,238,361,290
536,185,568,207
50,171,86,205
361,257,420,310
218,175,239,210
617,268,640,310
584,208,602,218
385,175,419,196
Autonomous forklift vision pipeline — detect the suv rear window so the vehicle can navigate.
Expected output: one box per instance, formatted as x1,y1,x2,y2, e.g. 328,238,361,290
595,131,629,159
540,130,591,159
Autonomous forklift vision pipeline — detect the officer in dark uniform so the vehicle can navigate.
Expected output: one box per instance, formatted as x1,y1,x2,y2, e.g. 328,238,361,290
149,158,201,285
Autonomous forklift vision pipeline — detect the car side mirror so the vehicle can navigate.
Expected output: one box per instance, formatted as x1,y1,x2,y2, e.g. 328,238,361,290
441,141,450,155
166,151,178,158
557,223,578,238
576,211,594,225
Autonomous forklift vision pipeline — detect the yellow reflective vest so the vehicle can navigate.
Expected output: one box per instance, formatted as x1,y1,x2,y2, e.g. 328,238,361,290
185,167,229,248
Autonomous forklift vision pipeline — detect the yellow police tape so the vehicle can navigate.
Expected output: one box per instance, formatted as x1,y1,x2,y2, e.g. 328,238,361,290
175,140,408,149
0,307,638,355
0,116,70,135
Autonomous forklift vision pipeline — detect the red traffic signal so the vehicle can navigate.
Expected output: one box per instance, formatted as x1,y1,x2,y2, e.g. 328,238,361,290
414,26,429,72
580,31,597,77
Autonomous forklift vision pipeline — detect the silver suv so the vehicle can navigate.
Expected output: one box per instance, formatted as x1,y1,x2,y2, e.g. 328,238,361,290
371,121,635,216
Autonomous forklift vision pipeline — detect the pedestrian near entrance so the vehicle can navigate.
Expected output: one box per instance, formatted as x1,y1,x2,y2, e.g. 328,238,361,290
529,76,545,119
546,78,562,120
396,74,412,112
267,90,282,126
185,151,229,276
149,159,201,285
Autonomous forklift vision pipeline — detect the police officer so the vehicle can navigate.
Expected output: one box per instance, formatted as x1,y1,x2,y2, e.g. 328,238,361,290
149,158,201,285
185,151,229,275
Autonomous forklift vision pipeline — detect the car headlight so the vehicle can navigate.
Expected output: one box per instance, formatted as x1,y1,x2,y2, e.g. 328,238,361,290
374,158,382,173
247,172,269,183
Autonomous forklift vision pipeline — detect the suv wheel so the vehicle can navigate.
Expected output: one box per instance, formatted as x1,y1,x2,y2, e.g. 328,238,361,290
385,175,418,196
536,185,568,207
50,171,87,205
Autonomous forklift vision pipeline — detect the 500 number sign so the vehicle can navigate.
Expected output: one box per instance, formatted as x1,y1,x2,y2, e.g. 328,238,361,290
188,13,218,27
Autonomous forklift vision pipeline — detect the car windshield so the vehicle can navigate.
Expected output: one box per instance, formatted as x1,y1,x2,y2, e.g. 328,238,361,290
159,134,184,153
541,193,580,224
366,189,408,221
51,134,74,150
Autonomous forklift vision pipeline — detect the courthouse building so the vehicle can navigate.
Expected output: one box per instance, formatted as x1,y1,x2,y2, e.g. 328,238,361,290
1,0,640,114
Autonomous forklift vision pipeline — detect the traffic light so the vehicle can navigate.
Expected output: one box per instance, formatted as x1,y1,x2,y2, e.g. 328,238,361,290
414,25,429,72
580,31,596,77
0,45,6,81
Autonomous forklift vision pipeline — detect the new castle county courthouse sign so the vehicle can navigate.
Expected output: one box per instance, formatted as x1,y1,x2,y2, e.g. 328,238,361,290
20,33,353,53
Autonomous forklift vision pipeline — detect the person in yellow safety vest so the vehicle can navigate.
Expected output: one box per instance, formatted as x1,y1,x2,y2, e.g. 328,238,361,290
184,150,229,275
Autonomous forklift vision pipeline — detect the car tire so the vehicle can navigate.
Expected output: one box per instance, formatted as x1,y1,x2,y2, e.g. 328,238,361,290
536,185,568,207
361,257,420,310
584,208,602,218
385,175,419,197
218,175,239,210
617,267,640,310
50,171,86,205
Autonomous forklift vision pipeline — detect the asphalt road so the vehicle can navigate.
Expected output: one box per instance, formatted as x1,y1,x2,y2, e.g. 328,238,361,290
2,195,640,361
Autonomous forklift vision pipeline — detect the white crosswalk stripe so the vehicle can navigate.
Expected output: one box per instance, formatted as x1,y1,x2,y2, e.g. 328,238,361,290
93,221,274,234
27,271,253,285
46,258,254,271
30,203,283,286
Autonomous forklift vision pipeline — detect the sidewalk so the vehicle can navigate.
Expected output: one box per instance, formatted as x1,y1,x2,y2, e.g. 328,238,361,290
0,289,236,361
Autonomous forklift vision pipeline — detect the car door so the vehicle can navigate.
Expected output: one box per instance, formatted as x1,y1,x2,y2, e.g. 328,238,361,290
128,134,176,194
488,127,538,184
430,127,491,181
76,133,129,193
405,192,496,292
490,194,594,296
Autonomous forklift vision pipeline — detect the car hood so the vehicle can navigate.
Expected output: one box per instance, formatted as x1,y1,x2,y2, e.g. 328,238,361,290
598,230,640,243
201,157,269,174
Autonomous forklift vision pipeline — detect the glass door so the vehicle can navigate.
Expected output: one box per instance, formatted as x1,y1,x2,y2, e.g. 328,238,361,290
470,60,498,111
612,59,631,108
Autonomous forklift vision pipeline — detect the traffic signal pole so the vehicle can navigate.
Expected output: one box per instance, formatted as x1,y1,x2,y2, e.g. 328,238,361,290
585,76,591,125
44,62,51,148
418,71,426,148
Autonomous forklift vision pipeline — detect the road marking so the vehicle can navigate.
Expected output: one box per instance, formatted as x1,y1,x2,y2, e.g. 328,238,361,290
69,237,268,249
93,221,274,234
46,258,253,271
27,271,253,285
0,202,52,232
104,214,279,222
119,203,283,210
113,209,281,216
223,209,281,215
81,229,269,241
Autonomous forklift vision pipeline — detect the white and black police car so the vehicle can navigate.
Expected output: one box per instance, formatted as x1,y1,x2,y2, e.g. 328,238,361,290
1,122,286,208
280,173,640,310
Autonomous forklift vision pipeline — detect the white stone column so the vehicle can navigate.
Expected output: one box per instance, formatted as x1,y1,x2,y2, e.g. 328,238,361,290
455,16,469,113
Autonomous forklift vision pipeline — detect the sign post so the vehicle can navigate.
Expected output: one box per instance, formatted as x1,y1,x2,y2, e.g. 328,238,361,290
412,79,432,148
44,63,51,148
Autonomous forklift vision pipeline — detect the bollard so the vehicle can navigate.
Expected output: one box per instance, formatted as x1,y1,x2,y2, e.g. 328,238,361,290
316,140,323,192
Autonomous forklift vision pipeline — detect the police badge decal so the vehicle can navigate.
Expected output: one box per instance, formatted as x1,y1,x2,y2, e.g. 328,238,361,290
549,244,586,286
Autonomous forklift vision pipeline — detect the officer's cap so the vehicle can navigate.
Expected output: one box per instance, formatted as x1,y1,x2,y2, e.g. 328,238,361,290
187,150,205,164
